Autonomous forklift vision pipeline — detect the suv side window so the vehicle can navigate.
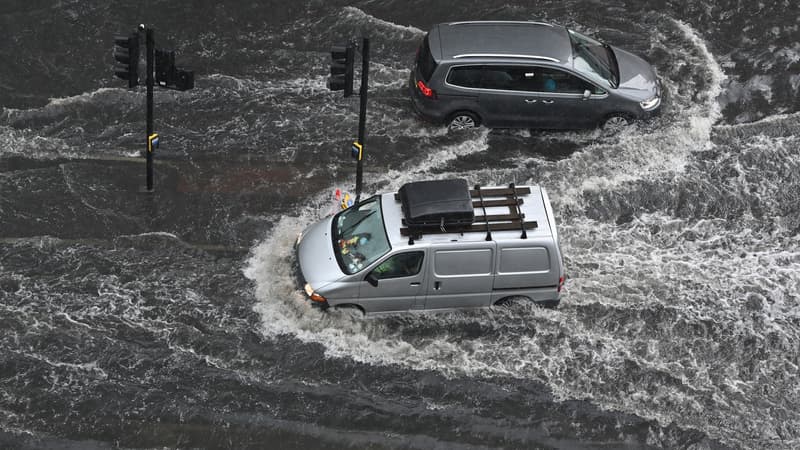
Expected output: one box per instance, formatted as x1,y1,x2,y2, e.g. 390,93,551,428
370,251,424,280
448,65,604,95
480,66,517,90
476,65,602,94
519,67,600,94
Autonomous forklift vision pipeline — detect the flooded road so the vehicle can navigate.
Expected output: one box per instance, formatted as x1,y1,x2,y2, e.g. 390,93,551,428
2,1,799,448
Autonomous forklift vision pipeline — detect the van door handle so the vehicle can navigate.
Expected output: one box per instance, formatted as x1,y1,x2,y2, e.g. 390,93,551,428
524,99,537,103
434,281,441,290
542,99,554,104
410,282,420,286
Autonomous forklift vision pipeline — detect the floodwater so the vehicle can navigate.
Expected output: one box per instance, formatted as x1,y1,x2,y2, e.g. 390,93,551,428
1,1,799,449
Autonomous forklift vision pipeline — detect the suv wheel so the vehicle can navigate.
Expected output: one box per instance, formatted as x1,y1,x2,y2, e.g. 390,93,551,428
448,111,480,131
602,114,631,133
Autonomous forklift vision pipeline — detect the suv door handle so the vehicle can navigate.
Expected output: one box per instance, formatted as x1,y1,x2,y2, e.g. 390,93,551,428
410,282,421,286
542,99,554,104
524,99,537,103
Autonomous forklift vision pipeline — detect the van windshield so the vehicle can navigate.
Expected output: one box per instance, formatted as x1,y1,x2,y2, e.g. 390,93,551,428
568,29,619,88
332,196,391,275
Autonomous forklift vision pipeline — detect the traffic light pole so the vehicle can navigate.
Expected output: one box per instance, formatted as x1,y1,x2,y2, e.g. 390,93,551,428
355,38,369,204
114,25,192,192
145,27,155,192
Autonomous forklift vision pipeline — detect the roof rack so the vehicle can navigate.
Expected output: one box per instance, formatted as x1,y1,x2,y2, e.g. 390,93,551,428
452,53,560,63
396,181,537,243
448,21,553,27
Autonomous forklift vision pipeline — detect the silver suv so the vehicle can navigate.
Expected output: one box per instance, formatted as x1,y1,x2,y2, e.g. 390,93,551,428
409,21,663,131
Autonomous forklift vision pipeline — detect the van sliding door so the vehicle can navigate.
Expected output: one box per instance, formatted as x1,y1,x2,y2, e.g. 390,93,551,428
425,244,495,310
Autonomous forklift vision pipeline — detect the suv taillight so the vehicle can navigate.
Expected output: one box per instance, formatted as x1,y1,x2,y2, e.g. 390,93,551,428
416,80,436,99
557,275,565,293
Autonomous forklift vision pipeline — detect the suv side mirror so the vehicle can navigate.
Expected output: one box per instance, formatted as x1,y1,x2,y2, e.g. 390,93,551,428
582,89,591,100
365,272,379,287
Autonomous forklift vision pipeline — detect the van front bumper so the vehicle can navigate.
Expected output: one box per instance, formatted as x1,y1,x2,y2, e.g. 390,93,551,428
294,252,330,310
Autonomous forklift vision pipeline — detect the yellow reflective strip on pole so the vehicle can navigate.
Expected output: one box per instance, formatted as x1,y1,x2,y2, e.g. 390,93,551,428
352,141,362,161
148,133,158,153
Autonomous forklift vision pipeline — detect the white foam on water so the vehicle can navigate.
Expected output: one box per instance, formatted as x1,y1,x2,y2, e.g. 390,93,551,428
34,88,131,111
0,125,75,158
340,7,425,37
204,73,331,97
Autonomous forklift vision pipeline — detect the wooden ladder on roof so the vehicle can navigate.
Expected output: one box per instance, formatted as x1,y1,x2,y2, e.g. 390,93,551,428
399,184,537,239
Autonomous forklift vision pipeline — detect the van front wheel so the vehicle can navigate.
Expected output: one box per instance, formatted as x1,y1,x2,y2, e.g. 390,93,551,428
333,304,365,318
448,111,480,131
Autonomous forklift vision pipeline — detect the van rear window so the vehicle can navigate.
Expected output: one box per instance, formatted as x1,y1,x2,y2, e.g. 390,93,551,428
498,247,550,273
416,35,438,82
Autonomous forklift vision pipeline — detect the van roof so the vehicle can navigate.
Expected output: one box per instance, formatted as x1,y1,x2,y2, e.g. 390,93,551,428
380,183,554,249
429,21,573,64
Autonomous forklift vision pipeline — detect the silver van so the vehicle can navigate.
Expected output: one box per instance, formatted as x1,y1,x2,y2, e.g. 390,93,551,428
409,21,663,131
296,179,565,314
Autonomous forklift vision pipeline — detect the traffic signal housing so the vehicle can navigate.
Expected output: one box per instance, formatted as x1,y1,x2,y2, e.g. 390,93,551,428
328,41,355,97
155,49,195,91
114,33,140,88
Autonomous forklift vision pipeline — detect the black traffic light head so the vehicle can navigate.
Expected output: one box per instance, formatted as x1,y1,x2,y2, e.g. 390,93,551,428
174,69,194,91
114,33,139,88
327,41,355,97
155,49,175,86
155,48,195,91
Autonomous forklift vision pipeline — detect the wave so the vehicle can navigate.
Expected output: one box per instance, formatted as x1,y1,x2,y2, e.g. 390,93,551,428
340,6,425,37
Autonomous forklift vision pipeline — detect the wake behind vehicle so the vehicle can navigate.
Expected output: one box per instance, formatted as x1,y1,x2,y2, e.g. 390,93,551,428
296,179,565,315
409,21,663,131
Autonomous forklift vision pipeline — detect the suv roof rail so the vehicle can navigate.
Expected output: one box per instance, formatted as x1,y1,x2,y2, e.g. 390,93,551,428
448,21,553,27
451,53,560,63
396,183,538,243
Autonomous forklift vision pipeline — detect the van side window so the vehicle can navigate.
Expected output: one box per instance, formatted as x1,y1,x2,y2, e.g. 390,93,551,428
434,248,493,276
446,66,482,88
370,251,424,280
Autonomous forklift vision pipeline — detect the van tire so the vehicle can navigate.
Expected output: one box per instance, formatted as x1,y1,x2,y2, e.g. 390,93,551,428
333,304,366,317
535,300,560,309
447,111,481,131
493,296,531,307
495,297,560,309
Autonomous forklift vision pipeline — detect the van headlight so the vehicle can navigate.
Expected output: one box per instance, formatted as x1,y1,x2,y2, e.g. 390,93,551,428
640,96,661,111
304,283,327,303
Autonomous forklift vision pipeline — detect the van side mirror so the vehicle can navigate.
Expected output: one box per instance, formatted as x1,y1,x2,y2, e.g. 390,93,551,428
582,89,591,100
365,272,379,287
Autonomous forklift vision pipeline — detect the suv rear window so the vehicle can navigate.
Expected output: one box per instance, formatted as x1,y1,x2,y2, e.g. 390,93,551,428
416,35,438,82
446,66,483,88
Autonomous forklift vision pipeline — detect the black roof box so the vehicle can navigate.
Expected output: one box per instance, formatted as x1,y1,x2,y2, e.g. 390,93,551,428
398,179,475,227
